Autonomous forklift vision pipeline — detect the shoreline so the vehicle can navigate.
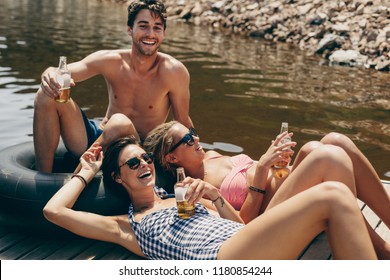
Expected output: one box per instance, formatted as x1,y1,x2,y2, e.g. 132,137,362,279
112,0,390,72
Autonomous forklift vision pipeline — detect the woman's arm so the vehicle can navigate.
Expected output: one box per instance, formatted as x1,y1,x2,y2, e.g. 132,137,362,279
240,132,296,223
239,163,269,223
43,144,140,254
184,177,244,223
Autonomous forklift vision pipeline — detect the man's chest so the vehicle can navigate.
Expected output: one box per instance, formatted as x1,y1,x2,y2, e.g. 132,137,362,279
108,77,169,107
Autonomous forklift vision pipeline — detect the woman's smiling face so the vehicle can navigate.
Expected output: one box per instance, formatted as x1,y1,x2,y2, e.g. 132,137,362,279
119,144,156,189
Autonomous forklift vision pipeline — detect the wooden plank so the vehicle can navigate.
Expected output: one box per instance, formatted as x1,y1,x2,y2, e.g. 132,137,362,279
72,240,117,260
375,222,390,243
0,226,10,238
299,232,331,260
99,245,141,260
357,199,364,210
0,236,45,260
44,237,95,260
362,205,381,229
73,239,144,260
19,238,69,260
0,232,27,253
124,252,146,260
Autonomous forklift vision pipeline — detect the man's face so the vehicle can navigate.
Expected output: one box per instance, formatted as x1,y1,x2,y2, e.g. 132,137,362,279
128,9,165,56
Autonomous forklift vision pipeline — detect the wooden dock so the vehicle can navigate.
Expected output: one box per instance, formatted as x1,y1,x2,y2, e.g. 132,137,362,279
0,181,389,260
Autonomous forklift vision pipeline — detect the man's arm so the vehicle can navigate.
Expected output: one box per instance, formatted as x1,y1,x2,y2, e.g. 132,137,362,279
167,60,194,129
40,50,113,98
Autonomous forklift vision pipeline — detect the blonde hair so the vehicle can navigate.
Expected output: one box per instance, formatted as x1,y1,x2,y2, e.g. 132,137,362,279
143,121,178,173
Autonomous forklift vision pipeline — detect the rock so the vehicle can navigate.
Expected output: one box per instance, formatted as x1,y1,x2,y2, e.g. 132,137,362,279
110,0,390,72
329,50,368,66
246,3,259,11
375,56,390,70
332,23,350,33
316,34,344,54
297,3,314,15
211,1,225,12
179,6,193,20
191,2,203,16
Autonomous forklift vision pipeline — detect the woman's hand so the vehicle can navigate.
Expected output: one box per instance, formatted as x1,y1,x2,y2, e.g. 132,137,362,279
183,177,244,223
258,131,296,168
79,143,103,175
182,177,220,205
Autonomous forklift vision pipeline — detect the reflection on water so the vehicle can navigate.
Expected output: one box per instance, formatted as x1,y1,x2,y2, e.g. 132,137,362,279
0,0,389,177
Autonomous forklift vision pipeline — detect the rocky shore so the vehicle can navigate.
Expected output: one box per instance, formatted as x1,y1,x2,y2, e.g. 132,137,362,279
112,0,390,72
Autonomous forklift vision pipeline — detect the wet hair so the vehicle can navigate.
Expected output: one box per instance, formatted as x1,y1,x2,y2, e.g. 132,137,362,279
127,0,167,30
102,136,140,190
143,121,178,174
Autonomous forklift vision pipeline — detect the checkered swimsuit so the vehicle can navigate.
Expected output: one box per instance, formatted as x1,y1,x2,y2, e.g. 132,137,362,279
128,187,244,260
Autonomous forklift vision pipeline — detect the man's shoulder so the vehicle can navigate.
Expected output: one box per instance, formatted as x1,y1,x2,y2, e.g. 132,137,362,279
90,49,129,61
157,52,187,72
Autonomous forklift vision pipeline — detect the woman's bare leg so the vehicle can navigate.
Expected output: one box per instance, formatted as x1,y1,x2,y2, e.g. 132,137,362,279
267,144,356,208
218,182,376,259
320,133,390,226
290,133,390,259
292,133,390,225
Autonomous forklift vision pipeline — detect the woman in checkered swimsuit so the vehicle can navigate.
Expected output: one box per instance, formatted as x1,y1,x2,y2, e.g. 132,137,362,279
129,202,243,260
44,137,376,259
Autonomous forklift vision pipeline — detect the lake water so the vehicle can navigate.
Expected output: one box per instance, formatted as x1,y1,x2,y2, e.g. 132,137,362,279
0,0,389,178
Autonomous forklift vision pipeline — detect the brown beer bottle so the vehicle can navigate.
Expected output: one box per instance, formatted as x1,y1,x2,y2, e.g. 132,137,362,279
55,56,71,103
273,122,291,179
174,167,195,219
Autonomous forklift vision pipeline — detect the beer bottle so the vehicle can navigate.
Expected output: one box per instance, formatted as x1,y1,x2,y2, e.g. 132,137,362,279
273,122,291,179
55,56,71,103
174,167,195,219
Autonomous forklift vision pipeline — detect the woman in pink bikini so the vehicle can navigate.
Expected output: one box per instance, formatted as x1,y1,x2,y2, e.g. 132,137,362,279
44,137,376,260
143,121,390,258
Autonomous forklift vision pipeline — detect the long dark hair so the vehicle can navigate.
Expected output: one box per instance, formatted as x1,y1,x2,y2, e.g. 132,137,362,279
102,136,140,190
127,0,167,30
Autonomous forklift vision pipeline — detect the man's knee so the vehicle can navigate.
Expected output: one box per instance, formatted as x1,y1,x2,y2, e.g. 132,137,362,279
34,88,52,109
103,113,138,141
107,113,133,132
109,113,131,124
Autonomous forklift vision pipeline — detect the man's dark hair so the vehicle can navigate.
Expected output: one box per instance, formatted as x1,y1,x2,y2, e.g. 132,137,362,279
127,0,167,30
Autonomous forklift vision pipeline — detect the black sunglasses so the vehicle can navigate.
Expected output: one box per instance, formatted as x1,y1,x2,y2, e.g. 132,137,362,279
119,152,154,170
168,127,198,153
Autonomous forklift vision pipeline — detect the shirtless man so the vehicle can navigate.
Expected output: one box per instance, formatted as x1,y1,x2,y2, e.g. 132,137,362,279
33,0,193,173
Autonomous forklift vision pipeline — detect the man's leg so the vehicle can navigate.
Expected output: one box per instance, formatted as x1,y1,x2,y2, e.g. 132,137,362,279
33,88,88,172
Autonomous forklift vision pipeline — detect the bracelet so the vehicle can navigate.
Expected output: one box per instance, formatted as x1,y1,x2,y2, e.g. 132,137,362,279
71,174,88,187
211,196,225,207
248,185,266,194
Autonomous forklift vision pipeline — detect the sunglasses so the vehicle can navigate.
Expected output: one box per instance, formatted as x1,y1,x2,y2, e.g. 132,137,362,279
119,152,154,170
168,127,198,153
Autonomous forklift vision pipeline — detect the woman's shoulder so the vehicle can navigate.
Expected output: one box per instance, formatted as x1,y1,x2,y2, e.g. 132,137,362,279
204,150,223,159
